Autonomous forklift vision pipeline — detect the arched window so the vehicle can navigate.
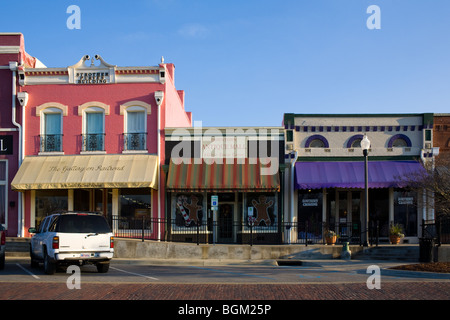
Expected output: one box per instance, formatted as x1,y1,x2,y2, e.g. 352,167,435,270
388,134,412,148
79,102,109,152
347,135,364,148
120,101,151,151
36,102,67,153
305,135,329,148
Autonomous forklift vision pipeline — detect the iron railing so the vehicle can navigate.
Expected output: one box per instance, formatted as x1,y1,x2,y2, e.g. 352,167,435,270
123,132,147,151
40,134,63,152
422,216,450,245
82,133,105,152
109,217,386,246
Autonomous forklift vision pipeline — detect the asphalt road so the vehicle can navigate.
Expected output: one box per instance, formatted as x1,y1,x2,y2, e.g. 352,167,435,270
1,257,449,284
0,258,449,309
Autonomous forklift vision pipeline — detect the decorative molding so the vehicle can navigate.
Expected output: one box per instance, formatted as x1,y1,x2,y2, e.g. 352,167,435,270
387,134,412,148
78,101,110,116
35,102,68,116
346,134,364,148
119,100,151,115
305,135,329,148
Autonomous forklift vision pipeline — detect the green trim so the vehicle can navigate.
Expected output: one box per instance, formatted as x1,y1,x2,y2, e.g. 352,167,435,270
423,113,434,126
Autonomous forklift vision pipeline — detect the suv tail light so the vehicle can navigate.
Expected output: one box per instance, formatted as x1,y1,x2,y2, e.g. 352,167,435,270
1,232,5,245
52,236,59,249
110,236,114,249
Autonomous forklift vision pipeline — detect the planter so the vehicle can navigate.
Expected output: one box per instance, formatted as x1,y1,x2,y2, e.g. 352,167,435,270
390,235,401,244
325,236,337,245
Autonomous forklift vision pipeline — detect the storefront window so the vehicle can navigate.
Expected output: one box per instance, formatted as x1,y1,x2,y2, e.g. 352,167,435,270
119,189,151,219
35,190,67,228
173,193,204,227
246,193,277,227
74,189,90,211
369,189,389,237
298,190,322,225
394,190,417,237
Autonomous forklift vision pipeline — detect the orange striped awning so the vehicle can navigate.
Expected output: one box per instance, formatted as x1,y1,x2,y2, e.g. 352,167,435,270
166,158,279,192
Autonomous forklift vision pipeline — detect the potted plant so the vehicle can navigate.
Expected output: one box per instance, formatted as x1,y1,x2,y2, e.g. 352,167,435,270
389,224,404,244
324,229,338,245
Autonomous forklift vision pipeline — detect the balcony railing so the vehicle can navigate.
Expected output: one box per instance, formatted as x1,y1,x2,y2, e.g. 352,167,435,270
82,133,105,152
123,132,147,151
40,134,63,153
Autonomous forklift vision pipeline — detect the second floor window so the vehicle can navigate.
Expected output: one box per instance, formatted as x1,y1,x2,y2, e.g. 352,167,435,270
124,107,147,151
41,109,63,152
83,107,105,152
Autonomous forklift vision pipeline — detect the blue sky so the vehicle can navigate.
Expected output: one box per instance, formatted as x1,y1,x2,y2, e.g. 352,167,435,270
1,0,449,126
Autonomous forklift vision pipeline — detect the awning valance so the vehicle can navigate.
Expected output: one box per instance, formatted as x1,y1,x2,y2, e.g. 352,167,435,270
294,160,425,190
11,154,158,191
166,158,279,192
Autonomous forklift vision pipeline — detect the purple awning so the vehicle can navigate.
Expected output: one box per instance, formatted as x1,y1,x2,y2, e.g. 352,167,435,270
294,161,425,190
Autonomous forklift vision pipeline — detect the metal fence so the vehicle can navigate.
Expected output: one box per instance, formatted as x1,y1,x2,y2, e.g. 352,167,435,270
422,216,450,245
110,216,382,246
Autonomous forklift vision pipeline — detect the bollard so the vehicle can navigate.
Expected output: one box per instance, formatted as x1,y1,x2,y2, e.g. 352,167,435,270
341,241,351,260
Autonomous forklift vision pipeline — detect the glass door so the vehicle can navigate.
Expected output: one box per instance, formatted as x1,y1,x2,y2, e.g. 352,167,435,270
338,191,349,238
218,203,233,243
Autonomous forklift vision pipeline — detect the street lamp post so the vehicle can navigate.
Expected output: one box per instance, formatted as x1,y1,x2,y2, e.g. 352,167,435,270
361,134,371,247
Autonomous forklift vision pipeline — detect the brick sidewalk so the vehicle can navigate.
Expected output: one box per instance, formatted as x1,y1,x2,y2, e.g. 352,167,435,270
1,282,449,300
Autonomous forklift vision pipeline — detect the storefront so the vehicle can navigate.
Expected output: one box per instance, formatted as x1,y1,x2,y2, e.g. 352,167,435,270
165,158,280,244
164,126,284,244
283,113,432,244
293,160,425,243
11,154,158,236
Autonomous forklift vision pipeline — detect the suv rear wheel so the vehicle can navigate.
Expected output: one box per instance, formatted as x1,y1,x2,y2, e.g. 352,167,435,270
43,248,56,275
96,262,110,273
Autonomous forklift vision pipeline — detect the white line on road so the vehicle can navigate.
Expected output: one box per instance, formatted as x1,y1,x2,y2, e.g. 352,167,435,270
16,264,40,280
110,266,159,281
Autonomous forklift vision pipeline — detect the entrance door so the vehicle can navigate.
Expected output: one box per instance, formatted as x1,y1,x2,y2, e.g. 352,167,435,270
218,203,233,243
329,190,362,242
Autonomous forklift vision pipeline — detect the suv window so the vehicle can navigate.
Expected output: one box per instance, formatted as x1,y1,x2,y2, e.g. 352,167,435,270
55,215,111,233
38,217,50,233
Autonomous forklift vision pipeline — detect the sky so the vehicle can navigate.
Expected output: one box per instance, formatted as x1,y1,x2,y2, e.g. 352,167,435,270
1,0,450,127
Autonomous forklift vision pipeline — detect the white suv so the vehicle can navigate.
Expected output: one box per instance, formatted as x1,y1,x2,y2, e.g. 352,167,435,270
29,212,114,274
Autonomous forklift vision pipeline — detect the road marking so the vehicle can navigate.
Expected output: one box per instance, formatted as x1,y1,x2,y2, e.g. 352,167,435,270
110,266,159,281
16,264,40,280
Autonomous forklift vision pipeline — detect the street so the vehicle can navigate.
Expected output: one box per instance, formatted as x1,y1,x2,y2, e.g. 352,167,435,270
0,258,448,319
0,258,449,299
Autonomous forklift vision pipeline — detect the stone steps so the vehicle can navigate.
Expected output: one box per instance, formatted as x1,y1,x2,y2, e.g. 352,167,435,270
353,245,419,261
5,237,30,257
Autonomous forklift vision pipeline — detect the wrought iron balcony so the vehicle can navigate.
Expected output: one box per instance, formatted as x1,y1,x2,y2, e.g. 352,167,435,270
123,132,147,151
40,134,63,153
82,133,105,152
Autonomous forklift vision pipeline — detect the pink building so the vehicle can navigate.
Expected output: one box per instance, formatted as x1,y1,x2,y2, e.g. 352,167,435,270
6,33,192,237
0,33,44,236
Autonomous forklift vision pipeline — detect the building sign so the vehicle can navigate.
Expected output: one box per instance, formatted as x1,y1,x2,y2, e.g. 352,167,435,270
211,195,218,210
76,72,109,84
302,199,318,207
0,136,13,155
398,197,414,205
